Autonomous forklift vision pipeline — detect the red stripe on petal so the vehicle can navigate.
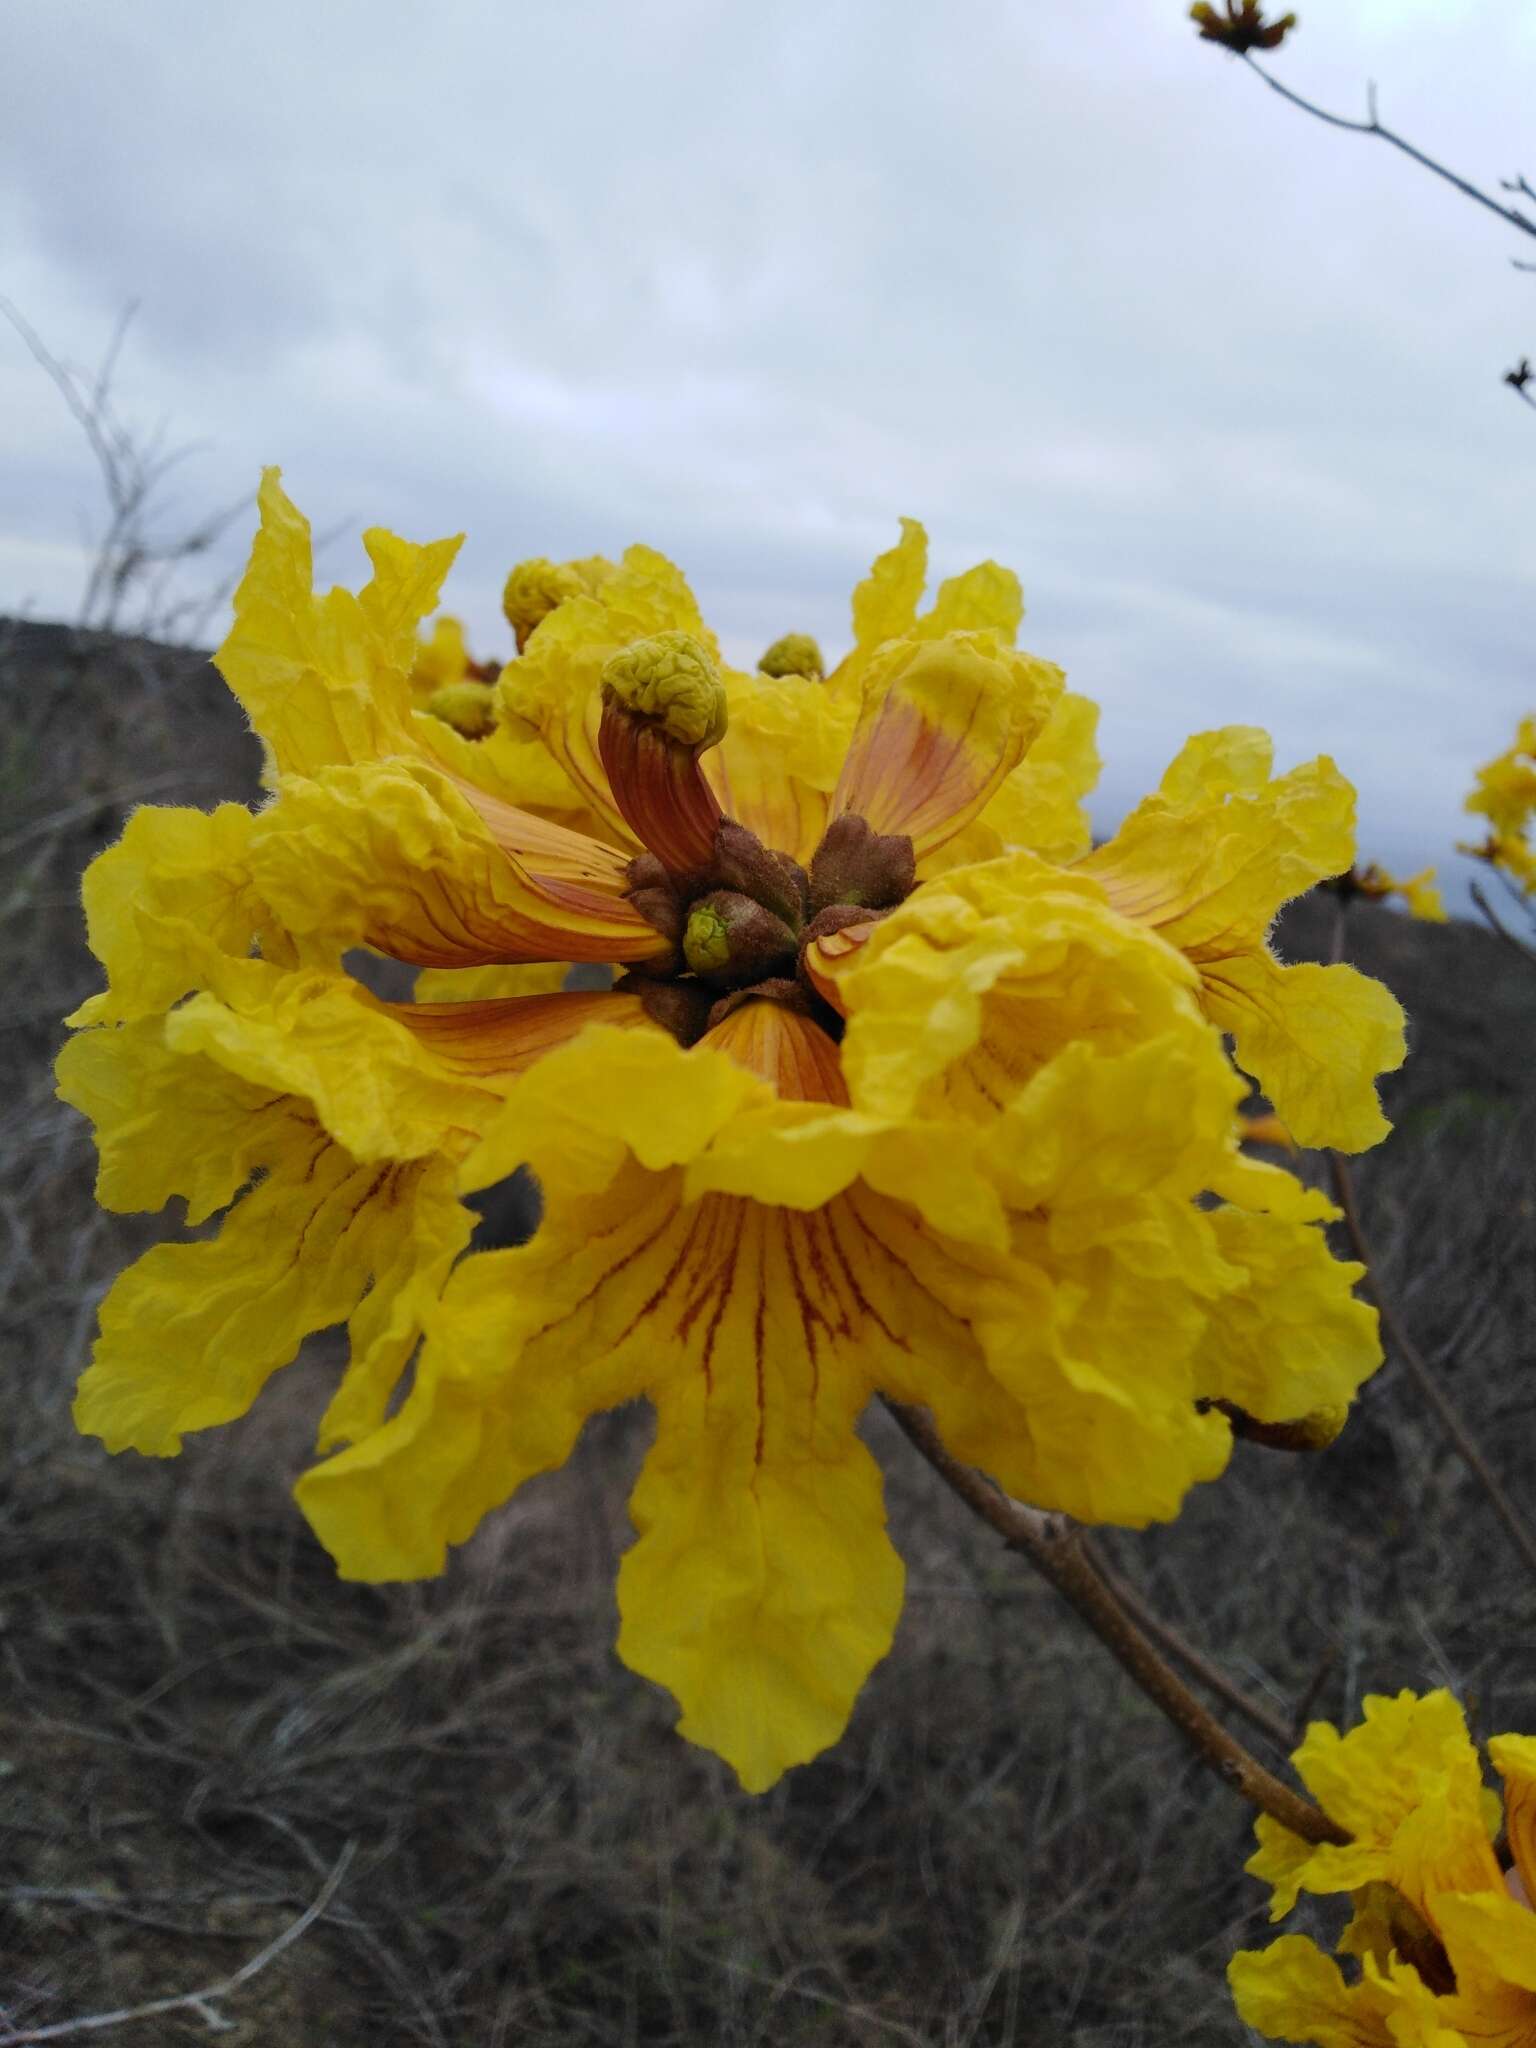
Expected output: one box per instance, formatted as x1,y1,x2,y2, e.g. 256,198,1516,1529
393,989,653,1080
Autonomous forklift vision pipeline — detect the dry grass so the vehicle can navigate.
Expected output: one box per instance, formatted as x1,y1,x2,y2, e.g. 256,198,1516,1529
3,621,1533,2045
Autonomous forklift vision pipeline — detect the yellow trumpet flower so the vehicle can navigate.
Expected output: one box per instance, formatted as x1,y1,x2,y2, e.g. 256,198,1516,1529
61,481,1393,1791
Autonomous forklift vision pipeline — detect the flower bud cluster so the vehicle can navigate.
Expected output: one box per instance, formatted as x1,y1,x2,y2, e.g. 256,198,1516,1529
623,808,916,1025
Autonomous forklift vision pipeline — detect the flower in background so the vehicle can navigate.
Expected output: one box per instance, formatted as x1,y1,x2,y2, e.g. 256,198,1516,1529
61,478,1396,1790
1463,716,1536,895
1354,861,1448,924
1231,1689,1536,2047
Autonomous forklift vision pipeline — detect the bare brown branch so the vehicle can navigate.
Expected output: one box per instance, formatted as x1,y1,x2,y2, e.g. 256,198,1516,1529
882,1399,1347,1847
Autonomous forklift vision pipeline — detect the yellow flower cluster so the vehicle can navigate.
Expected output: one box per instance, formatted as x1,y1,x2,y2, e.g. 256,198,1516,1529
59,471,1403,1789
1463,715,1536,894
1231,1690,1536,2046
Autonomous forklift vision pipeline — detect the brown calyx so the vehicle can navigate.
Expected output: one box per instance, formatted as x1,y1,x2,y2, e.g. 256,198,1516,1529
709,818,808,931
615,972,714,1047
615,811,916,1044
807,813,916,915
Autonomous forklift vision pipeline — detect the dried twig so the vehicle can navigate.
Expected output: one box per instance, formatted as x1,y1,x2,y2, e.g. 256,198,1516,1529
1222,53,1535,403
1290,1646,1339,1743
1075,1532,1297,1751
882,1399,1346,1846
0,1840,355,2045
1236,58,1536,245
0,297,245,642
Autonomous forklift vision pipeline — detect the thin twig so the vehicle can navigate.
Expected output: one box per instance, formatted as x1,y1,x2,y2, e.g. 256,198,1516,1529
882,1399,1346,1847
1470,881,1536,967
1237,55,1536,242
0,1841,355,2045
1327,896,1536,1581
1290,1646,1339,1743
1328,1149,1536,1588
1075,1532,1297,1751
0,773,192,861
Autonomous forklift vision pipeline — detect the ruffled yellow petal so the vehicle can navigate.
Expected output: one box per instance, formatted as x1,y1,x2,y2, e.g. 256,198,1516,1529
1189,1206,1378,1426
830,521,1030,704
981,1035,1241,1227
74,1129,463,1458
1493,1735,1536,1906
1201,952,1406,1154
67,804,265,1026
1436,1890,1536,1999
926,559,1024,639
834,851,1200,1124
56,1016,291,1224
963,1055,1244,1525
262,974,657,1132
314,1158,474,1451
1228,1938,1441,2048
244,761,666,968
1248,1814,1319,1921
1256,1692,1503,1923
831,633,1063,860
161,966,498,1163
846,517,927,667
1158,725,1275,807
296,1186,668,1581
974,1264,1235,1525
1078,742,1405,1150
1293,1687,1482,1837
460,1023,771,1197
618,1288,903,1793
1081,740,1350,928
215,469,459,784
298,1143,1007,1786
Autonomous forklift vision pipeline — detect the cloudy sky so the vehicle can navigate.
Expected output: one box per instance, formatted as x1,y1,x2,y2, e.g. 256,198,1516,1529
3,0,1532,897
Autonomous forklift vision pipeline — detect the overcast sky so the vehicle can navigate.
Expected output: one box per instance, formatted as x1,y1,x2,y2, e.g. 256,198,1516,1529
4,0,1533,898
